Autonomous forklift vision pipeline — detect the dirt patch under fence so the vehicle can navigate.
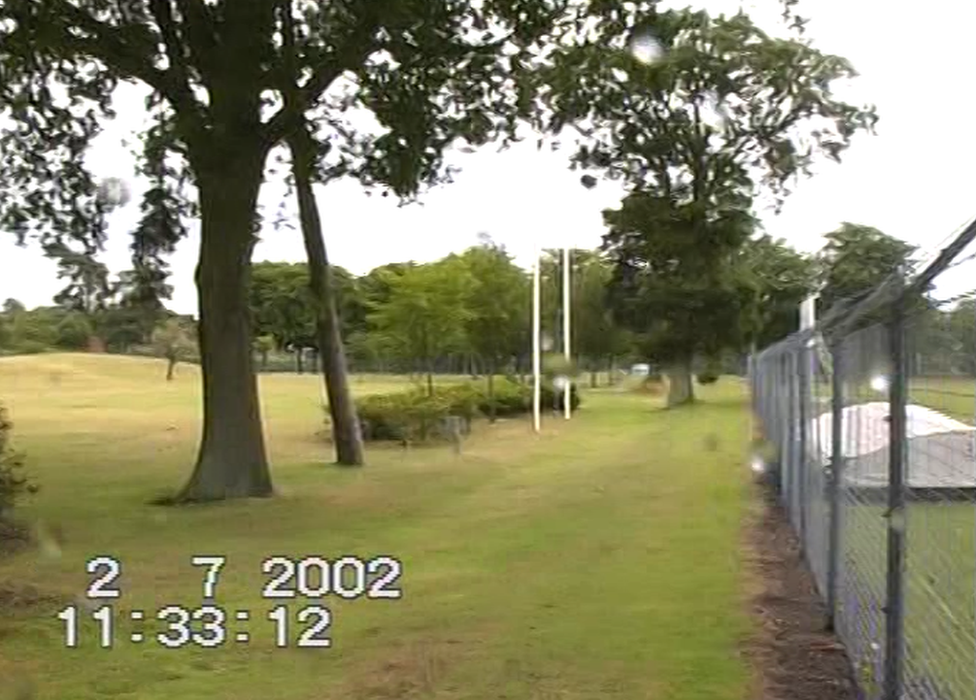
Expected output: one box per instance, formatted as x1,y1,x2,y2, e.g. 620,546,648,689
744,483,860,700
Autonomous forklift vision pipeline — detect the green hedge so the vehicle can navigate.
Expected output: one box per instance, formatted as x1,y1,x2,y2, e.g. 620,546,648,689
696,371,720,385
350,379,580,443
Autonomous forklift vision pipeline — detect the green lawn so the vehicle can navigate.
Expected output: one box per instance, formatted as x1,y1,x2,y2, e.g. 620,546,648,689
909,376,976,423
0,354,755,700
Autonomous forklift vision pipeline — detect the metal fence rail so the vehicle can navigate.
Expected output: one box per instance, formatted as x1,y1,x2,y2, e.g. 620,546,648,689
750,220,976,700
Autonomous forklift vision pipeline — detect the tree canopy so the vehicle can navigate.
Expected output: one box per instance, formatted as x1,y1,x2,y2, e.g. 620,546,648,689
535,7,876,404
817,222,918,312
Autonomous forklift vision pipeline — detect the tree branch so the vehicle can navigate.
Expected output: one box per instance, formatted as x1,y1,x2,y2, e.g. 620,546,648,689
29,0,208,146
262,8,383,149
35,0,164,89
173,0,218,86
147,1,207,123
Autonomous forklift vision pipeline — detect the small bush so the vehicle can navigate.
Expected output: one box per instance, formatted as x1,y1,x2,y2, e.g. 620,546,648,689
351,378,581,443
0,403,35,520
356,388,480,443
474,379,530,417
696,371,720,385
540,382,581,411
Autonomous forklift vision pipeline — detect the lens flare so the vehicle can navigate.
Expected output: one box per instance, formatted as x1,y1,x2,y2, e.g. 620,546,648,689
629,31,664,65
96,176,132,208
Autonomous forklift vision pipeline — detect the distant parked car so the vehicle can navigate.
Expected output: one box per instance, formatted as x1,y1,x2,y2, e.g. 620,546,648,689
630,363,651,376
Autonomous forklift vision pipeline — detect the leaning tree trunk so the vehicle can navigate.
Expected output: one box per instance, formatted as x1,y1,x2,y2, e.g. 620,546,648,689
178,156,272,502
291,134,365,466
665,357,695,408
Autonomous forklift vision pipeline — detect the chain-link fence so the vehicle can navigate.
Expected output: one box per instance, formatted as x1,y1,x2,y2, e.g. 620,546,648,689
750,220,976,700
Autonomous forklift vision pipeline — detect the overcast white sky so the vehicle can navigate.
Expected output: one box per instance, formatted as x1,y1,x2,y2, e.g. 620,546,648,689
2,0,976,314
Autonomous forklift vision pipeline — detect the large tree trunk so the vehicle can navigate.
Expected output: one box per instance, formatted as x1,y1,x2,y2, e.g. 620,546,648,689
166,357,176,381
178,158,272,502
296,347,304,374
665,358,695,408
291,134,365,466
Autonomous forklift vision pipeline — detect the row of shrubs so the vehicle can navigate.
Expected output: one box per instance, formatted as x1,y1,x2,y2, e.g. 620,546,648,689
351,379,581,443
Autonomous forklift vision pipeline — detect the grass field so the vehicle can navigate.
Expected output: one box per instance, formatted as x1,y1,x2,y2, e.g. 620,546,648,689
909,376,976,423
0,354,755,700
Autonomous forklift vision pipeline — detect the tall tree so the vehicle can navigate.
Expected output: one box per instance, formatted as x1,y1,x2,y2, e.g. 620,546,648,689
369,259,473,396
572,251,625,385
817,223,917,312
274,3,363,466
1,0,570,501
249,262,315,362
603,193,757,404
461,236,530,420
737,234,816,349
289,125,364,465
537,7,877,405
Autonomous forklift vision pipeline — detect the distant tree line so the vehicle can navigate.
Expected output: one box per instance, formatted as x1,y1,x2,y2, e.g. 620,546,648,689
248,238,639,388
6,223,966,385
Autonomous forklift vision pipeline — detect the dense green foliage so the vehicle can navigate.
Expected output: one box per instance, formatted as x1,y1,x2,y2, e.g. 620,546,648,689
353,379,580,443
535,6,877,404
0,296,191,358
0,403,33,519
248,241,636,383
817,222,918,311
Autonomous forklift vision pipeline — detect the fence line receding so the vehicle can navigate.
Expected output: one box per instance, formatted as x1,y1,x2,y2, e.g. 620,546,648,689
750,217,976,700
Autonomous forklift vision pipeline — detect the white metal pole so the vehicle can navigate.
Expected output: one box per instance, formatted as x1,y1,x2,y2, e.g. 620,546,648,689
562,246,572,419
532,244,542,433
800,294,818,331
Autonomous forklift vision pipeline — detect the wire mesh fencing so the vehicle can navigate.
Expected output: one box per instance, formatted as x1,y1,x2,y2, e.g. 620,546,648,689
750,221,976,700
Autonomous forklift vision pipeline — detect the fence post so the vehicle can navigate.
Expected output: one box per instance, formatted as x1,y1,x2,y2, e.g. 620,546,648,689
784,352,796,509
796,338,809,549
826,339,844,632
883,279,907,700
